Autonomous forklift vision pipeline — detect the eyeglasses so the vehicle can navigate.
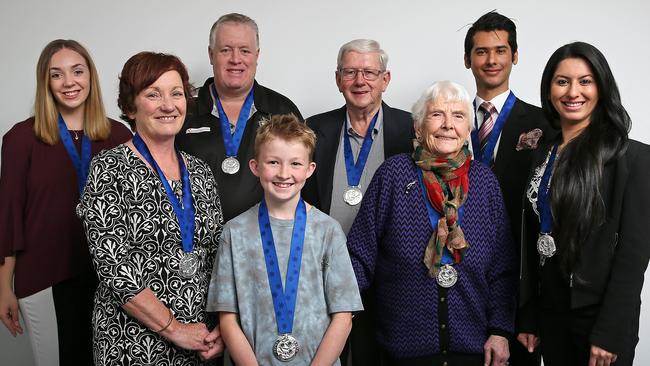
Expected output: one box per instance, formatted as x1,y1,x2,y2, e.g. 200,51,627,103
338,68,384,81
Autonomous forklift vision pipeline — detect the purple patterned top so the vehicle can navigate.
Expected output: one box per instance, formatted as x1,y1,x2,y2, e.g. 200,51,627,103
347,154,516,358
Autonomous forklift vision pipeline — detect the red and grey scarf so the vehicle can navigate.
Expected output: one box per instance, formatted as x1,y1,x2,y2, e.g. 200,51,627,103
412,142,471,278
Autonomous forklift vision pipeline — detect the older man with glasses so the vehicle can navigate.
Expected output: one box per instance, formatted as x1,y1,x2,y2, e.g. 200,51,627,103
302,39,414,366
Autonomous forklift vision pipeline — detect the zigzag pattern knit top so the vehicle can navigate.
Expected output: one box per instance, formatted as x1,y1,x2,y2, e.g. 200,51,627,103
347,154,516,358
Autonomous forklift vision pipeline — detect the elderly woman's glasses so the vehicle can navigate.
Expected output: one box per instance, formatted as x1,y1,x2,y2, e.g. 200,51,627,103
338,68,384,81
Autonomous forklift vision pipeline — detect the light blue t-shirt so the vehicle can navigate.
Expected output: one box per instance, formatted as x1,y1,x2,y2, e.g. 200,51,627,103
207,204,363,365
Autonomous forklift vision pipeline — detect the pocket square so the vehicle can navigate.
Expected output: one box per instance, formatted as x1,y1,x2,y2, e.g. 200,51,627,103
516,128,543,151
185,127,211,134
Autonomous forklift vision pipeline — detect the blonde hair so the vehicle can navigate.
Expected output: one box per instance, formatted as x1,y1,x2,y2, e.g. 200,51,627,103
254,114,316,160
34,39,110,145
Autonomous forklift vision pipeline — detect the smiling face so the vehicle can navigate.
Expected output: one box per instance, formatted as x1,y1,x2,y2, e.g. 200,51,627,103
415,98,471,158
48,48,91,114
209,22,259,97
549,57,599,131
129,70,186,143
465,30,518,98
249,137,316,208
336,51,390,114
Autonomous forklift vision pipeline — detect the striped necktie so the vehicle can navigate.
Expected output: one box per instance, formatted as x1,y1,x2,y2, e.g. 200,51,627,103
478,101,498,152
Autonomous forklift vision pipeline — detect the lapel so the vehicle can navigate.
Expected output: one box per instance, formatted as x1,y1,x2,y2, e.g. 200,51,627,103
315,106,347,213
493,98,525,179
382,101,407,157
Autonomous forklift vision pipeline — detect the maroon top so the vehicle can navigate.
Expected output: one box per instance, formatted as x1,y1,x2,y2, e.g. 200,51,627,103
0,117,132,298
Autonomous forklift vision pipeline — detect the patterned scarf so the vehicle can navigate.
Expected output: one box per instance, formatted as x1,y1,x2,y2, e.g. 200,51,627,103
413,141,471,278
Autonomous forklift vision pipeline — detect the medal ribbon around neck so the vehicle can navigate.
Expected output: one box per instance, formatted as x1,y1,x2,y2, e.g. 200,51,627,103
471,91,516,165
58,114,91,194
416,168,465,267
343,112,379,188
133,133,195,254
211,83,254,158
258,198,307,336
537,144,559,235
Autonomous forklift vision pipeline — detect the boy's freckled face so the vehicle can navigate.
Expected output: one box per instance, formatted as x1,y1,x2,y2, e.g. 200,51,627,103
249,137,316,206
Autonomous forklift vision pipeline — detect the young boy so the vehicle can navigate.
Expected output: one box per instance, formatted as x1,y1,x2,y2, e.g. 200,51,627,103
207,114,363,365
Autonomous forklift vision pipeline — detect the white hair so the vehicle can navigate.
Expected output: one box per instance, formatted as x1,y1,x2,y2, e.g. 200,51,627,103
336,39,388,71
411,80,474,129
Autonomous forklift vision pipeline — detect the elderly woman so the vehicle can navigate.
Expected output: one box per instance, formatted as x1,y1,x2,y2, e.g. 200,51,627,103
347,80,516,366
517,42,650,366
78,52,224,365
0,39,131,365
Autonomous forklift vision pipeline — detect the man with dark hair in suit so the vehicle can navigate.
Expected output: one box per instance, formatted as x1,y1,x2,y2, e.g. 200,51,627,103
464,10,556,366
302,39,414,365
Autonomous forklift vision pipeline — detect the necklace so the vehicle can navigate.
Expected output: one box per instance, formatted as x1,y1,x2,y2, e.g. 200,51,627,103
72,130,79,141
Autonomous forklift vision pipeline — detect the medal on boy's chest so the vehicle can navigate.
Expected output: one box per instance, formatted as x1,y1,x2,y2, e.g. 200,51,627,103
258,198,307,362
273,334,300,361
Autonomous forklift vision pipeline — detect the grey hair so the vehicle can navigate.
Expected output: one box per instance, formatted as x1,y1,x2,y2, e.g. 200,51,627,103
209,13,259,49
411,81,474,129
336,39,389,71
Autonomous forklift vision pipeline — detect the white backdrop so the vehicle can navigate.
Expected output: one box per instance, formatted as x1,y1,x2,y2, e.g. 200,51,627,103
1,1,649,365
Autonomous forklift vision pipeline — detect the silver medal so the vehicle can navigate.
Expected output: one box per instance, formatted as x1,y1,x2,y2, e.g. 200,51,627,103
343,187,363,206
221,157,240,174
273,334,300,362
179,252,199,279
437,264,458,288
537,234,556,259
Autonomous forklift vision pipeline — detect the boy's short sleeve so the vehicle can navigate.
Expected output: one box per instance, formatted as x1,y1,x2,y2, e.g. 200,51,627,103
207,223,238,313
323,223,364,314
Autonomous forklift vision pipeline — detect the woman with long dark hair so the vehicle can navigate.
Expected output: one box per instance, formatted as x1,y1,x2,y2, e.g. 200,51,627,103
517,42,650,366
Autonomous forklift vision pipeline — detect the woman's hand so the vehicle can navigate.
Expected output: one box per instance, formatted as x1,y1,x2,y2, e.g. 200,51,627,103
0,287,22,336
589,345,617,366
161,321,211,351
516,332,539,353
198,325,224,360
484,335,509,366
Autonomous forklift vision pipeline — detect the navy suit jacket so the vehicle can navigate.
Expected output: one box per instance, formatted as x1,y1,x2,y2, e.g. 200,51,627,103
302,102,414,213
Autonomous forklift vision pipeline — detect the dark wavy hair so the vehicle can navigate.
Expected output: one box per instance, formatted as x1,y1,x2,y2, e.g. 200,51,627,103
540,42,630,275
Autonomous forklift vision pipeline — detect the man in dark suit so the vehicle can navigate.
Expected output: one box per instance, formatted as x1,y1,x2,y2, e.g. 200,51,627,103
302,39,413,365
176,13,302,223
464,11,556,366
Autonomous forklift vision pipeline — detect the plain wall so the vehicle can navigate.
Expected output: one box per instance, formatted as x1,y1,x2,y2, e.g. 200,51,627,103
1,0,649,365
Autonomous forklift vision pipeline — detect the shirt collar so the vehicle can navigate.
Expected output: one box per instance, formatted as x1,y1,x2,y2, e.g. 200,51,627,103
474,89,511,116
209,84,257,120
345,106,384,140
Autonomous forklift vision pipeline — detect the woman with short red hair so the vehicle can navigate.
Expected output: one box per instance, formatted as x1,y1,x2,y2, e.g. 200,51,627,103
78,52,224,365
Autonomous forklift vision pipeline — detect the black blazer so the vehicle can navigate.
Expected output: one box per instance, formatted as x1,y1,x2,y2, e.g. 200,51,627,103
519,139,650,355
302,102,414,213
490,98,557,244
